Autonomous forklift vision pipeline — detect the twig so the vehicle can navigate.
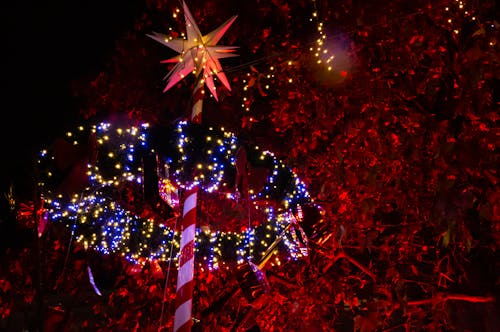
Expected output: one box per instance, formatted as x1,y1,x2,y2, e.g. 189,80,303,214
319,247,376,282
407,293,495,306
267,271,298,289
334,252,377,282
381,323,409,332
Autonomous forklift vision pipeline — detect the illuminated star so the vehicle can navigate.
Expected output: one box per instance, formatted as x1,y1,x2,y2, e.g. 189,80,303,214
147,0,238,100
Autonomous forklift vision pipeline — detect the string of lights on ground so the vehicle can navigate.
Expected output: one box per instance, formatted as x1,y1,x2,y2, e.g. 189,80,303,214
37,120,320,270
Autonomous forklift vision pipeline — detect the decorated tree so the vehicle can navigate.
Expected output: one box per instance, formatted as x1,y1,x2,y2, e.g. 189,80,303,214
1,0,499,331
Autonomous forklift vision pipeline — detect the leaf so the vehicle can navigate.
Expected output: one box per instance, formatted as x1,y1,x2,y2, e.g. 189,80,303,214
0,280,12,292
409,35,424,45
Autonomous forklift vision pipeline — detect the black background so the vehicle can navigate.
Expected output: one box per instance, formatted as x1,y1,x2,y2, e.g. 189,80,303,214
2,0,143,200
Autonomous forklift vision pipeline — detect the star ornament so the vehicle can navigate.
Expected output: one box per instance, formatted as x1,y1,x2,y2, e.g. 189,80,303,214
147,0,238,101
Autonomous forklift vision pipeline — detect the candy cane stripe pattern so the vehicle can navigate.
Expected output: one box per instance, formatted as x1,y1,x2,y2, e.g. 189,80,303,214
174,187,198,332
191,79,204,124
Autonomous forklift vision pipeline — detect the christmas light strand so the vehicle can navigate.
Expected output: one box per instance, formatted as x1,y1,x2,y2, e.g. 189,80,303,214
38,121,316,267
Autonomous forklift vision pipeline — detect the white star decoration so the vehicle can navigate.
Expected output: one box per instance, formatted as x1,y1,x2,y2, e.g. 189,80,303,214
147,0,238,101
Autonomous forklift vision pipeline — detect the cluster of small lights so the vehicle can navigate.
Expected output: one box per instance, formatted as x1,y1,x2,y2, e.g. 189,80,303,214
239,61,295,115
38,121,315,267
171,120,238,191
88,123,149,189
440,1,498,49
254,149,311,210
159,176,179,208
193,208,306,272
443,0,475,35
237,228,255,265
163,7,185,43
279,212,309,260
310,1,334,70
240,67,273,113
310,18,333,69
235,0,495,117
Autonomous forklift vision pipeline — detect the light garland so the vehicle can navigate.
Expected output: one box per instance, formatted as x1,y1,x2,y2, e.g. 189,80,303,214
310,0,334,71
38,121,317,268
310,19,332,69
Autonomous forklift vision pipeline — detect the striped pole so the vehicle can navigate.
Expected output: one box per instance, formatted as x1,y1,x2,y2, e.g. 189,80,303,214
191,79,204,124
173,187,198,332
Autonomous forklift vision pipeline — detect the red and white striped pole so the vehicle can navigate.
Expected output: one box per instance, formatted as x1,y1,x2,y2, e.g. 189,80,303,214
190,78,204,124
173,187,198,332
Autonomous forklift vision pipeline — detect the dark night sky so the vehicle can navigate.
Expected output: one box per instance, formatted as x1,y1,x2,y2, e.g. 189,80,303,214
2,0,143,199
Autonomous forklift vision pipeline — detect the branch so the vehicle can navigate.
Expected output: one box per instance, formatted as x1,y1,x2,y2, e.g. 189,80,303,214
319,247,377,282
407,293,495,307
334,252,377,282
266,271,299,289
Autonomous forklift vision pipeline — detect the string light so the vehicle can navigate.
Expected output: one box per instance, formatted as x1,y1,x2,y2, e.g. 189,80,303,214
310,0,335,71
442,0,474,35
238,1,336,116
38,121,316,266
